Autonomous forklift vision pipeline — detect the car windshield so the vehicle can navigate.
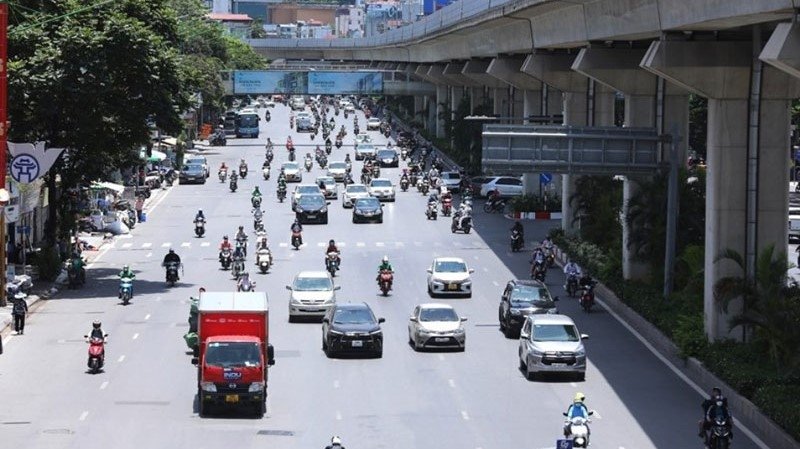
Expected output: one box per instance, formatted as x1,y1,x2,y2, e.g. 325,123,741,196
184,165,204,173
419,307,458,322
294,276,333,291
298,186,319,194
298,195,325,207
283,163,299,170
510,286,555,308
333,307,375,324
532,324,580,342
435,261,467,273
205,342,261,368
369,118,380,123
348,185,368,193
355,198,380,208
377,150,396,158
371,180,392,187
318,178,335,186
238,114,258,127
329,163,346,170
444,173,461,180
357,144,374,151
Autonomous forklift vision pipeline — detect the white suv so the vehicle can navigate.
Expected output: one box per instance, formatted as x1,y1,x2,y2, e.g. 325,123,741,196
518,314,589,381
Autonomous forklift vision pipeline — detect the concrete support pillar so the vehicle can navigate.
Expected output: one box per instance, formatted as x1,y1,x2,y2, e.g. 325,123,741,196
510,87,524,119
435,84,448,138
561,91,589,233
522,89,542,123
594,84,616,127
547,88,563,117
414,96,425,122
451,86,464,120
492,87,509,116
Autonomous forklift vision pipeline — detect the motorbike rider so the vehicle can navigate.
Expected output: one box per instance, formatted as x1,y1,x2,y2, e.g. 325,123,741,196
563,259,582,289
69,252,86,284
487,187,502,206
265,137,273,149
440,186,453,203
699,387,733,444
530,247,546,268
262,159,270,170
235,225,247,242
376,255,393,282
563,392,591,437
325,239,341,268
511,220,524,240
344,153,351,164
237,272,254,292
89,320,106,341
252,186,262,201
219,162,228,174
290,219,304,245
118,264,136,298
427,191,439,205
325,436,345,449
162,249,181,281
252,207,264,223
194,209,206,226
219,236,233,262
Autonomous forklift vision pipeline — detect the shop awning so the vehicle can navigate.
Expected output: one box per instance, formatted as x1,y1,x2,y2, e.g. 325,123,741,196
161,137,178,147
90,182,125,194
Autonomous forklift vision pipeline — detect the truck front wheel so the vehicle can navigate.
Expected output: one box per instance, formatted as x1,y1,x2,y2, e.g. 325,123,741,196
253,400,265,417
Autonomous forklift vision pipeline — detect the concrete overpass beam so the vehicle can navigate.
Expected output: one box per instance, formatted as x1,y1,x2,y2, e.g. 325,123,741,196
443,61,475,88
760,21,800,80
643,39,800,340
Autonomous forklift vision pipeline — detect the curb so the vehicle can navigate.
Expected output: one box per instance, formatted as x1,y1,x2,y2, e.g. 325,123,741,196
504,212,563,220
552,246,797,449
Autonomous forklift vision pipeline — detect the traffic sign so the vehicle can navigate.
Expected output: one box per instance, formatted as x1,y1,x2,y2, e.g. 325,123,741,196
540,172,553,185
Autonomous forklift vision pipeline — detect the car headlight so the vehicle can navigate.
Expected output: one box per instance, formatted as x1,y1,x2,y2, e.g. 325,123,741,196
321,207,328,213
248,382,264,393
454,328,465,335
329,329,343,335
462,280,472,287
431,279,444,286
574,437,585,446
200,381,217,392
575,346,586,357
369,329,382,336
290,298,301,305
510,309,522,315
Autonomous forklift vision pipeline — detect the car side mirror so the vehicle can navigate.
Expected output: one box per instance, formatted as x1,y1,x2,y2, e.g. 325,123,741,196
469,269,475,273
409,317,418,322
581,334,589,340
191,357,199,365
426,268,432,273
562,412,568,417
326,202,331,206
334,286,341,291
322,318,330,324
378,317,385,324
285,285,292,290
520,332,529,340
588,410,594,416
460,317,467,322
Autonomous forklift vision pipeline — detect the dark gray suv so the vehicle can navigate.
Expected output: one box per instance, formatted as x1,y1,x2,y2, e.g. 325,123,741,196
498,279,558,338
322,303,385,358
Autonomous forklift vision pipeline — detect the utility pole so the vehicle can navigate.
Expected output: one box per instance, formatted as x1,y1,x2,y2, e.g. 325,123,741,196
0,3,8,308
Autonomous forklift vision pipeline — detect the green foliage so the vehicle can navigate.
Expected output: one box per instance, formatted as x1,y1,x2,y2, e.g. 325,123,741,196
35,246,63,282
223,35,267,70
753,385,800,441
569,176,622,249
509,194,561,213
689,95,707,157
673,313,707,358
675,244,705,295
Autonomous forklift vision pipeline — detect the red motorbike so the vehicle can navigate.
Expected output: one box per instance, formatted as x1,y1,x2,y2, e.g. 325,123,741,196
580,283,596,313
441,198,453,216
85,334,108,374
378,270,393,296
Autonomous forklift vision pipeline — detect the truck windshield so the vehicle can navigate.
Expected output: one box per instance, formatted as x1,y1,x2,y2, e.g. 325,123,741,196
205,342,261,368
238,114,258,127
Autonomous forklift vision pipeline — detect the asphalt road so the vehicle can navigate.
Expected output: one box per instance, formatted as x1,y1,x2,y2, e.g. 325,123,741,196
0,101,763,449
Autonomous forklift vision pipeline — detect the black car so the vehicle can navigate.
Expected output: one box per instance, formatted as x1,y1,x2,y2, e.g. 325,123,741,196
295,194,329,224
376,148,399,167
352,197,383,223
498,279,559,338
179,164,207,185
322,303,385,358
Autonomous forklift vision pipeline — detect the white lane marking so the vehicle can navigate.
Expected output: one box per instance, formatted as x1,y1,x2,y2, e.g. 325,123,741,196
181,242,191,248
122,243,132,249
317,242,325,247
118,355,126,362
2,336,11,346
492,281,499,287
448,379,456,388
333,380,340,389
142,243,152,248
100,381,109,390
86,241,116,269
356,242,365,247
145,252,152,258
413,241,422,247
200,242,210,247
395,242,404,247
375,242,385,247
438,354,445,361
461,410,470,421
335,410,342,420
144,314,151,321
570,382,577,387
595,295,770,448
279,243,288,248
338,242,346,247
79,411,89,421
161,242,171,248
132,333,139,340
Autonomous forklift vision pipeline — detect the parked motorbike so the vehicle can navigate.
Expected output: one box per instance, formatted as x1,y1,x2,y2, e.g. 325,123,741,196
511,230,524,252
85,334,108,374
67,259,86,289
326,252,340,277
378,270,393,296
119,277,134,305
426,202,438,220
256,249,272,274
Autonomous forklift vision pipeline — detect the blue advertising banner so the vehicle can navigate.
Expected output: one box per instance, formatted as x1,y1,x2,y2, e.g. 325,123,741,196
308,72,383,95
233,71,383,95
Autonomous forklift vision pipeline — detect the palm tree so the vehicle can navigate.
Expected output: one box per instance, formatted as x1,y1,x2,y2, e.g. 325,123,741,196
713,244,800,370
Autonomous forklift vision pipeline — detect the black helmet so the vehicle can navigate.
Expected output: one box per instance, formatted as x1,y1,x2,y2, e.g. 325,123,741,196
329,239,335,245
92,321,101,329
238,225,244,230
168,249,175,254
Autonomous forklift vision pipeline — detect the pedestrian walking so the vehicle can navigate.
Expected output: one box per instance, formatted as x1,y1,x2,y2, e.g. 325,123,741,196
135,195,145,222
11,292,28,335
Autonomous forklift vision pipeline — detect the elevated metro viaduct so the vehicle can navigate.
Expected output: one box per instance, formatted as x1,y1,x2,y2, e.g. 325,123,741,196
248,0,800,342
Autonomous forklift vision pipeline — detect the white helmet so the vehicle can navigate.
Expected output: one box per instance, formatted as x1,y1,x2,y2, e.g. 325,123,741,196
382,255,389,263
331,436,342,445
440,186,448,194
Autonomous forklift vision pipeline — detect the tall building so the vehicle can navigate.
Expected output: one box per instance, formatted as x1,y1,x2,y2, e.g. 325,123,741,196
335,6,365,38
364,0,421,36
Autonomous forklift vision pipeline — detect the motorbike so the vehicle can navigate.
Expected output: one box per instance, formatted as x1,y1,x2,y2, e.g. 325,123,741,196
256,249,272,274
318,156,327,169
165,262,180,287
235,238,247,257
708,417,732,449
265,148,274,164
451,213,472,234
119,277,134,305
305,158,313,172
441,198,453,216
400,178,409,192
254,218,265,233
566,274,579,298
545,250,556,269
564,414,592,448
265,111,271,122
291,230,302,250
251,196,262,209
326,252,340,277
420,181,430,195
219,249,232,270
483,197,507,213
239,165,248,179
237,276,255,292
409,173,418,186
325,141,332,154
531,262,546,282
218,169,227,182
378,270,393,296
401,148,408,160
580,282,596,313
335,138,342,149
511,230,524,252
229,178,237,192
361,172,372,185
372,166,381,178
288,149,296,162
426,202,438,220
194,220,205,237
232,258,245,279
262,166,270,180
209,131,226,146
384,129,391,138
85,334,108,374
277,187,287,203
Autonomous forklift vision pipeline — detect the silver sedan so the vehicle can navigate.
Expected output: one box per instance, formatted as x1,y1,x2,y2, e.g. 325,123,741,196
408,303,466,351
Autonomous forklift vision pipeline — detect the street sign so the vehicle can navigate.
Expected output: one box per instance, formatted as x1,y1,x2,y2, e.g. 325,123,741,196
556,439,574,449
540,172,553,185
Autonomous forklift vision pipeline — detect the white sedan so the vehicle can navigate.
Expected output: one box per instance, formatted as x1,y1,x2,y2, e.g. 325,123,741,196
281,162,302,182
408,303,467,351
368,178,395,202
367,118,382,130
427,257,474,298
341,184,371,208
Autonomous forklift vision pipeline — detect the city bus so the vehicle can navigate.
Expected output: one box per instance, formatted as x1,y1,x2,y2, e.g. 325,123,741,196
235,109,260,138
